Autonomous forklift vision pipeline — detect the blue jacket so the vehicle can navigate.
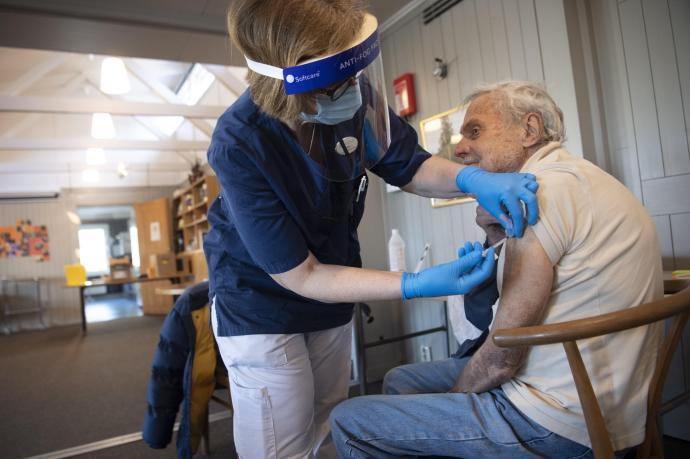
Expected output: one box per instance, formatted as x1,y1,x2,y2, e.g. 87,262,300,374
143,281,217,458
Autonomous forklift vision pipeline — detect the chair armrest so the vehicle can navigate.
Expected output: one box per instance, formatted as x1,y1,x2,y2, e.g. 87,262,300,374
493,287,690,348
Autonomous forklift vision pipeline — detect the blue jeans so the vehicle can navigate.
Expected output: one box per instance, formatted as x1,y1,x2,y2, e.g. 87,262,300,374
330,358,596,458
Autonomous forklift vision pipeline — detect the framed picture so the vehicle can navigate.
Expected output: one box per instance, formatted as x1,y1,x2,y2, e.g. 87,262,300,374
419,105,476,208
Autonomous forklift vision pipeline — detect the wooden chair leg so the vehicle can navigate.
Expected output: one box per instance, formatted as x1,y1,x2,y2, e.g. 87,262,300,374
563,341,614,458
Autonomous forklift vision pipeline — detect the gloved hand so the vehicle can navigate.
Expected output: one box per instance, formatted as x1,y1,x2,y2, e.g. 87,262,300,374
456,166,539,237
401,241,495,300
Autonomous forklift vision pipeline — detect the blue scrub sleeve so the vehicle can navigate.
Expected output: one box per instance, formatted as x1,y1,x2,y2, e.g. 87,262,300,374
208,144,309,274
369,107,431,187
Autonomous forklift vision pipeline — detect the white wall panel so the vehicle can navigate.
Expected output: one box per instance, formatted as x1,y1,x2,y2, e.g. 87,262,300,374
517,0,545,82
476,0,498,83
456,0,486,92
503,0,529,81
489,0,512,80
535,0,583,156
441,12,462,107
642,0,690,176
669,0,690,163
618,0,665,179
642,174,690,216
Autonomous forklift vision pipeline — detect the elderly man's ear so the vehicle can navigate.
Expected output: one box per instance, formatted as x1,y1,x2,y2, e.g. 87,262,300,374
521,112,544,148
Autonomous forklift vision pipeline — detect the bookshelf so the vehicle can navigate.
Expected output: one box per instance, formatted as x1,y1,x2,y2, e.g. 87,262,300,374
172,175,219,254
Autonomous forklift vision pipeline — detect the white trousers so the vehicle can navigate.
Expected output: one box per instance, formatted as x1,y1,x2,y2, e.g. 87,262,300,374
211,301,352,459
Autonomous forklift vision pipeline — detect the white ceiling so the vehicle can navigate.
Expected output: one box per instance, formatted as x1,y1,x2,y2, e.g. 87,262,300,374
0,48,246,193
0,0,413,194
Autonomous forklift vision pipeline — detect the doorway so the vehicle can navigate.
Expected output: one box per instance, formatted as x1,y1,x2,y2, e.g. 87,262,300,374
77,206,141,323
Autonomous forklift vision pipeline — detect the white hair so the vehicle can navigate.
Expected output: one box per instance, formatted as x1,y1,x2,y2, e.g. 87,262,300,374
464,81,565,142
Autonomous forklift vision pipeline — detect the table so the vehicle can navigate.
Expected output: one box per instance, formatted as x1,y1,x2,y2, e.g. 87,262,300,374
67,275,181,333
663,271,690,294
155,283,195,303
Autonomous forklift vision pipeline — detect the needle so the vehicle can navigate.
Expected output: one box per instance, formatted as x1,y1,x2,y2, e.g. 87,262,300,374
482,237,507,260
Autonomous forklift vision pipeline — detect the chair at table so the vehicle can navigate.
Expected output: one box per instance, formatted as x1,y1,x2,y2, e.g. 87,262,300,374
493,287,690,459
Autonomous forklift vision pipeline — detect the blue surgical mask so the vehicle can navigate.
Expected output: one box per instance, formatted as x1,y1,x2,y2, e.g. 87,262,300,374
300,82,363,125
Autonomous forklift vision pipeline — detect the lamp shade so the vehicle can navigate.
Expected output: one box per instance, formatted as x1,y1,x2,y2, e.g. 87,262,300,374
100,57,130,95
91,113,115,139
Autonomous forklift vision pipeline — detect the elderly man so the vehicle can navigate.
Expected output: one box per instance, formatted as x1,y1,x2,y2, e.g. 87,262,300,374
330,81,663,458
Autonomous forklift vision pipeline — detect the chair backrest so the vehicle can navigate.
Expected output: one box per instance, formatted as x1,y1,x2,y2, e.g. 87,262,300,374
493,286,690,459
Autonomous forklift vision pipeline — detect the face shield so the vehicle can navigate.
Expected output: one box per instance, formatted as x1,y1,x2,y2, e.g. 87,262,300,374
245,13,391,182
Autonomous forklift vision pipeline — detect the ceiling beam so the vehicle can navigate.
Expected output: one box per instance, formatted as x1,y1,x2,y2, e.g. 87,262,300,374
2,54,68,95
0,138,208,150
0,95,225,118
1,72,90,138
203,64,248,98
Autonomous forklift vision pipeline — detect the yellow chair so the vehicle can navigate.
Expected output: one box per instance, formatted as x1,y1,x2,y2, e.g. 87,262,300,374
63,263,86,286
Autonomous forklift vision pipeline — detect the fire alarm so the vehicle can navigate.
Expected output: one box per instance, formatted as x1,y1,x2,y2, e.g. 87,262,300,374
393,73,417,117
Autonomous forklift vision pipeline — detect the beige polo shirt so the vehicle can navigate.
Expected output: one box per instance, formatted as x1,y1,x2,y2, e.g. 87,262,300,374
499,142,663,450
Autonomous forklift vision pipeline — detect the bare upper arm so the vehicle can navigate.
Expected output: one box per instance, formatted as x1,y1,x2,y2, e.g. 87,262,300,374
475,228,554,373
494,227,554,331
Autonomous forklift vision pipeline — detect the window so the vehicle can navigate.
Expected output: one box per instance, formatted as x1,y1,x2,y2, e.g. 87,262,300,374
129,225,140,269
152,63,215,136
78,226,109,275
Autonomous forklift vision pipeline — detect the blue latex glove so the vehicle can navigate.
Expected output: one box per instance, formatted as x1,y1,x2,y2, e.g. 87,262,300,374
456,166,539,237
401,241,495,300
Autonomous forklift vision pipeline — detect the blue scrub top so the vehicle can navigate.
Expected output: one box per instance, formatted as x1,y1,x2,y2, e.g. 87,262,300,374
205,90,430,336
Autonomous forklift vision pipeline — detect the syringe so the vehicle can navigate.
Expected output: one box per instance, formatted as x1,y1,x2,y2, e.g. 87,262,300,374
482,237,507,260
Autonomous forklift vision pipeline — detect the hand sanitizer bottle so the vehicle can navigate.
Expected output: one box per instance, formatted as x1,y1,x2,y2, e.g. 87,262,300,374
388,229,406,272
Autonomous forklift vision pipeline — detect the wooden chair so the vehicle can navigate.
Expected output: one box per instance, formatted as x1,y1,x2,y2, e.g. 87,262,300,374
493,286,690,459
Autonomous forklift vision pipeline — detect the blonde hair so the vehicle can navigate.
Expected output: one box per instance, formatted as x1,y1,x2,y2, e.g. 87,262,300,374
228,0,365,123
464,81,565,142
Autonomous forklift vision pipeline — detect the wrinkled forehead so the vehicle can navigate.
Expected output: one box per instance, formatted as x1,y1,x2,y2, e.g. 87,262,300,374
467,92,500,117
461,94,493,125
462,92,508,128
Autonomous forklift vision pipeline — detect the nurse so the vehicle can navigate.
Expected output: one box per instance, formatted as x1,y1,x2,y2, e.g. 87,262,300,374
204,1,539,457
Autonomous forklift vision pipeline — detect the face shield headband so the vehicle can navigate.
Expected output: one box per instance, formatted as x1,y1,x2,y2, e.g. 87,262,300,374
244,27,380,95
